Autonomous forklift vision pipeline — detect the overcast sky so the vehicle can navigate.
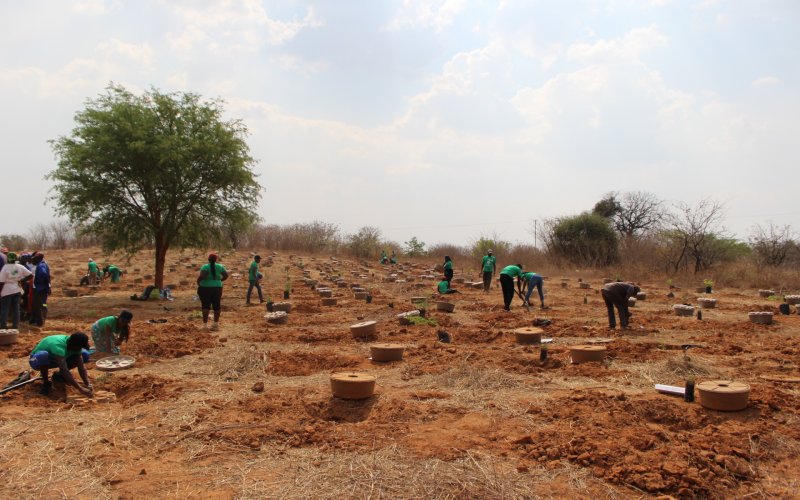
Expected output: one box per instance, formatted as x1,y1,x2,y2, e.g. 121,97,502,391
1,0,798,247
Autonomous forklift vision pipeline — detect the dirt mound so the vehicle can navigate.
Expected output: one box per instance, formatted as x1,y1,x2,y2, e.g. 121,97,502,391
98,373,184,404
266,349,363,376
124,321,221,359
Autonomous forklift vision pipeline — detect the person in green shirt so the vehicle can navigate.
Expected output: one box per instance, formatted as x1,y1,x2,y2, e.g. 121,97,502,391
499,264,524,311
102,264,122,283
442,256,454,284
437,278,460,294
91,310,133,356
390,250,397,264
87,258,100,285
246,255,264,305
521,272,546,308
197,253,229,331
380,250,388,265
481,250,496,292
29,333,92,397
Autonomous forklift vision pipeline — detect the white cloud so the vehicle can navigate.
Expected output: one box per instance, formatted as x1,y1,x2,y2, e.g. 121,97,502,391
385,0,467,33
752,76,780,87
96,38,154,68
567,25,668,63
71,0,116,14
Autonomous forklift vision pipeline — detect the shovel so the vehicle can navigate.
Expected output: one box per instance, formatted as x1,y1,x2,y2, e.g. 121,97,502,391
0,374,42,395
515,289,531,312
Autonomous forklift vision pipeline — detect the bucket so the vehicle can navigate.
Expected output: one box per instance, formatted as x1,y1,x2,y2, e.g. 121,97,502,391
779,303,790,315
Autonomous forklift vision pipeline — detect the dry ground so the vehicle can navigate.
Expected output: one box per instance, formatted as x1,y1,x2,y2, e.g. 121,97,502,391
1,249,799,499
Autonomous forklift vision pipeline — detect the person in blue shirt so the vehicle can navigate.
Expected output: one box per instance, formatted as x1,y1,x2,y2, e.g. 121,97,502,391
30,252,51,327
521,272,546,309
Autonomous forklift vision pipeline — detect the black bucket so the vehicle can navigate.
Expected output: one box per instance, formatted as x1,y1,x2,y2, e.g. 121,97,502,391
779,303,790,315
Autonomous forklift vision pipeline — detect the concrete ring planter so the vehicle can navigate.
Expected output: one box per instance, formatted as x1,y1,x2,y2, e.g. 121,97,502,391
436,301,455,313
636,292,647,301
63,289,79,298
698,298,717,309
370,343,404,362
318,289,333,297
748,311,773,325
673,304,695,317
330,372,376,400
579,282,591,289
0,329,19,345
350,321,377,338
697,380,750,411
397,310,420,325
695,286,707,293
95,355,136,372
785,295,800,305
570,345,606,364
354,291,369,300
264,311,289,324
758,290,774,298
272,302,292,313
560,281,568,288
628,297,637,307
410,296,427,305
321,297,338,306
514,327,542,345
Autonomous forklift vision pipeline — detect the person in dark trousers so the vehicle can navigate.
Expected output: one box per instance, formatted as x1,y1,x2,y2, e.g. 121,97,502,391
0,252,33,329
521,271,546,308
30,252,50,327
481,250,496,292
29,332,93,396
443,256,454,284
601,282,641,329
499,264,524,311
197,253,228,331
246,255,264,305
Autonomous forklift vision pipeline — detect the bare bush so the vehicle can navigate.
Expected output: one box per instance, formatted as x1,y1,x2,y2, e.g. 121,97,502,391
661,199,728,274
27,223,51,249
0,234,28,251
749,222,795,267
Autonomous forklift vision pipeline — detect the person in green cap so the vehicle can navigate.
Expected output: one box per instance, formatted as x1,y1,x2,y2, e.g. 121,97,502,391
481,250,496,292
197,253,228,331
91,310,133,356
29,332,93,396
499,263,524,311
102,264,122,283
520,271,546,309
87,258,101,285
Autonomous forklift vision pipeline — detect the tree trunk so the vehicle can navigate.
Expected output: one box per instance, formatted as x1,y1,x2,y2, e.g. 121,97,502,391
154,232,168,290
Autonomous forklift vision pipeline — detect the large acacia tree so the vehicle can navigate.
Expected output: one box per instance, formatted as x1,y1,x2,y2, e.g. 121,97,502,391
49,84,261,289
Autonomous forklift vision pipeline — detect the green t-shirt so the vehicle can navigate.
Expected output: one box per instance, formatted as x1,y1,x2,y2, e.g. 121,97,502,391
521,272,535,281
248,261,259,281
107,265,119,274
32,335,81,358
88,261,99,273
438,280,450,293
443,261,453,271
94,316,119,335
500,265,523,278
481,255,496,273
199,263,226,287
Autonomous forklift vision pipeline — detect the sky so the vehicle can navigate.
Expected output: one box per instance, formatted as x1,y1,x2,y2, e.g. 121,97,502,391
1,0,798,247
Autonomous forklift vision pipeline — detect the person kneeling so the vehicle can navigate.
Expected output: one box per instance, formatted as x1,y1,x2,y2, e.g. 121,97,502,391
29,333,93,397
437,278,460,294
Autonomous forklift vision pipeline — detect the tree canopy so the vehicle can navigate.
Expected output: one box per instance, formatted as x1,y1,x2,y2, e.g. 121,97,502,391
545,213,619,266
49,84,261,288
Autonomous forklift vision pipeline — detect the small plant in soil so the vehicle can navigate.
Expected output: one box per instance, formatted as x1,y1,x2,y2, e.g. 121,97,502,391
407,315,437,326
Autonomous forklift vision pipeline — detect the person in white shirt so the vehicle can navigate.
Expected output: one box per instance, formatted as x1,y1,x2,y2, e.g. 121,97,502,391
0,252,33,329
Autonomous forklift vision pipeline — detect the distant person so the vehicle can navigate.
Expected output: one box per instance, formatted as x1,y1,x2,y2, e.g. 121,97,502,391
0,246,7,272
246,255,264,305
29,332,92,397
437,277,460,295
91,310,132,356
30,252,50,327
601,282,640,330
521,271,546,309
87,258,100,285
390,250,397,264
380,250,388,265
499,263,524,311
0,252,33,329
102,264,122,283
196,253,228,331
443,256,454,284
481,250,496,292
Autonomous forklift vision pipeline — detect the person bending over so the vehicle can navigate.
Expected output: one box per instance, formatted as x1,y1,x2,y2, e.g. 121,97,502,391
29,332,92,397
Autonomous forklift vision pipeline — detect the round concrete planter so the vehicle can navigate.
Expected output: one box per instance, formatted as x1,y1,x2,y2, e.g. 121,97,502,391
570,345,606,364
636,292,647,301
330,372,376,400
0,329,19,345
95,355,136,372
397,310,420,325
370,343,404,362
410,296,427,305
697,380,750,411
758,290,774,298
579,282,591,290
354,291,369,300
698,298,717,309
264,311,288,324
628,297,637,307
63,289,78,298
674,304,695,317
748,311,773,325
514,327,542,345
695,286,707,293
436,301,455,313
318,288,333,298
272,302,292,313
321,297,338,306
350,321,377,339
785,295,800,305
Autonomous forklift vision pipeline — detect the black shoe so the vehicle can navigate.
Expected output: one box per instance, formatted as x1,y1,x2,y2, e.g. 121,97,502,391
40,381,52,395
52,371,65,383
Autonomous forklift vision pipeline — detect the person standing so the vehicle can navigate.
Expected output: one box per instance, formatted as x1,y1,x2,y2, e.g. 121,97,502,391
87,258,100,285
521,271,546,309
0,246,7,272
481,250,497,292
443,256,454,284
197,253,228,331
30,253,50,327
0,252,33,329
380,250,388,265
91,310,133,356
29,332,93,396
601,282,640,330
499,264,524,311
246,255,264,305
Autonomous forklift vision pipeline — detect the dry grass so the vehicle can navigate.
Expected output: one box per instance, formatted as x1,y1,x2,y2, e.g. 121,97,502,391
622,353,725,386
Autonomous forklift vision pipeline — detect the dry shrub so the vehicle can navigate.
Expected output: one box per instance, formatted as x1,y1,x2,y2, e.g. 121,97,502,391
629,353,723,385
426,362,521,392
